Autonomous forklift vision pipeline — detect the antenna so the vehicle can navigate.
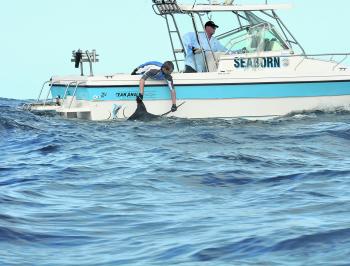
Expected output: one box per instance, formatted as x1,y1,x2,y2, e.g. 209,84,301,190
192,0,197,8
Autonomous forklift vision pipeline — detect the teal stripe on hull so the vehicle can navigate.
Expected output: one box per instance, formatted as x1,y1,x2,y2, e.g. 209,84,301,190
51,81,350,101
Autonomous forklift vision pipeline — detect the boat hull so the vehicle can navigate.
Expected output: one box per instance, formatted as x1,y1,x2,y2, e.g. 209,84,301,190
45,79,350,120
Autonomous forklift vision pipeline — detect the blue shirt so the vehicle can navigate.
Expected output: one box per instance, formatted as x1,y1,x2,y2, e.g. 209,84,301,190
183,32,227,72
135,61,174,90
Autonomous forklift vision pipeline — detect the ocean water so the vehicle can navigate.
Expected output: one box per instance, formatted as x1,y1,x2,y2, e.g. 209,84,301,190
1,97,350,266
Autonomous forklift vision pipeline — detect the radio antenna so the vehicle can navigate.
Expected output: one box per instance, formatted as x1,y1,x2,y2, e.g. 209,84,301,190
192,0,197,8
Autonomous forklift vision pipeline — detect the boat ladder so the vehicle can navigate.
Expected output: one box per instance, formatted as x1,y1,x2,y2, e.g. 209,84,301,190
152,0,186,71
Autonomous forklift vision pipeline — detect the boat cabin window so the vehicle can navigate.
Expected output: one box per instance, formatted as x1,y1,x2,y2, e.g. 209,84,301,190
222,24,289,53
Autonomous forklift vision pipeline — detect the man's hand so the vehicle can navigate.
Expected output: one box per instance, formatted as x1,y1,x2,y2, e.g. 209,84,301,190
171,104,177,112
192,47,203,54
136,93,143,103
131,67,139,75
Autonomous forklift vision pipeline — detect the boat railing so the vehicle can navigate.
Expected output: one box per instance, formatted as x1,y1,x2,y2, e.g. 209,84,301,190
36,80,62,106
62,81,79,105
293,53,350,71
32,80,87,109
68,81,87,109
56,80,87,109
330,54,349,70
36,80,51,103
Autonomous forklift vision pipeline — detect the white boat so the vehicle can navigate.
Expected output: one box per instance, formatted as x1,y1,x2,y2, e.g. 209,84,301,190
29,0,350,120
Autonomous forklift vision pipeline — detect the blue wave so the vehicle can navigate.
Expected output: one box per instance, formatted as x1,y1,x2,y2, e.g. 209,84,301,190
260,169,350,186
193,228,350,262
0,116,38,131
271,228,350,252
193,237,268,261
0,226,92,246
35,144,60,154
0,177,38,187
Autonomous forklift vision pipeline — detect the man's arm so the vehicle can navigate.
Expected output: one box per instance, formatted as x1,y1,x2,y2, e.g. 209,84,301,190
165,75,177,107
183,32,201,54
214,37,228,52
137,69,159,101
139,78,146,95
166,80,176,105
137,71,152,101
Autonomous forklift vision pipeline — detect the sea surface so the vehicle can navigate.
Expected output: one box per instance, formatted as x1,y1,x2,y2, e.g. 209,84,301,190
1,97,350,266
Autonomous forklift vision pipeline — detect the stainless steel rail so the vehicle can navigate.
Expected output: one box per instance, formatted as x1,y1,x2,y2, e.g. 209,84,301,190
69,81,87,109
37,80,50,103
62,81,78,106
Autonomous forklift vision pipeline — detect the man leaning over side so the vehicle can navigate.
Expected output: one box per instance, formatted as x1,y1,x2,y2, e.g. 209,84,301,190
132,61,177,112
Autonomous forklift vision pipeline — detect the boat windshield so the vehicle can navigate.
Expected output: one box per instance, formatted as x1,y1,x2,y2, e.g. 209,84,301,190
220,23,290,53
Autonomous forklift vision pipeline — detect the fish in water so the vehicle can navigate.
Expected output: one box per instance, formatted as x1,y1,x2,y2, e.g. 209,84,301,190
128,101,160,121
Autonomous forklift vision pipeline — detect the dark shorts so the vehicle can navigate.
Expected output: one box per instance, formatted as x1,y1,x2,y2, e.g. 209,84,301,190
184,65,197,73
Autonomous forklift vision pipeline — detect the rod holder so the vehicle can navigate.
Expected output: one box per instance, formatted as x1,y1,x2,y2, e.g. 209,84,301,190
71,49,99,76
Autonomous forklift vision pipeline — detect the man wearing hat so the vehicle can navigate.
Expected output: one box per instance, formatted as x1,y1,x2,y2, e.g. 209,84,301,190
183,21,227,73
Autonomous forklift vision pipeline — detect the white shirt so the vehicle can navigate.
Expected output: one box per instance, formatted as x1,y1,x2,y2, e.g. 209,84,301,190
183,32,227,72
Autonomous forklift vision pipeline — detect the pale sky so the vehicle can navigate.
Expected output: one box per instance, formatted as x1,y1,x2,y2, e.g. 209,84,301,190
1,0,349,99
